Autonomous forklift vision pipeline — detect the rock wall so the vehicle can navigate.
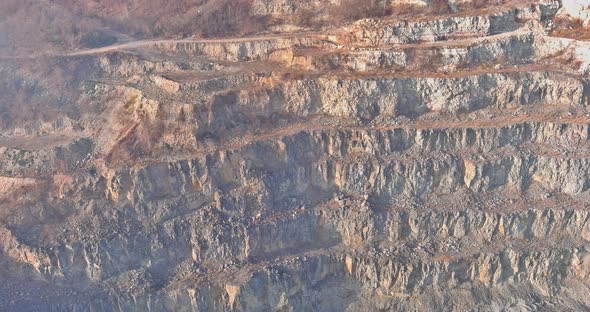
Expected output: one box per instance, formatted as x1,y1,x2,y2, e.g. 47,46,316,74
2,0,590,311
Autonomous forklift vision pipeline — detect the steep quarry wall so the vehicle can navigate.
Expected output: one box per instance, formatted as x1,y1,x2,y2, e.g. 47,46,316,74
1,0,590,311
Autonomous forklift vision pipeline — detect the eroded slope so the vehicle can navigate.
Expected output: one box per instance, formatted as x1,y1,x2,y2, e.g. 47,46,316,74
2,0,590,311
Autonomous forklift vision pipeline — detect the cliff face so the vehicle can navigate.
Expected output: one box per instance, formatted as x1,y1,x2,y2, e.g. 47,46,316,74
1,0,590,311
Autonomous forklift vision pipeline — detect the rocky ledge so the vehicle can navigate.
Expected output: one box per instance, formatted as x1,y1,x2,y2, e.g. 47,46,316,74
1,0,590,311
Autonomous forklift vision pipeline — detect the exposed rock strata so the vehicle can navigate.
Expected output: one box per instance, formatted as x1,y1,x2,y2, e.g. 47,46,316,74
2,0,590,311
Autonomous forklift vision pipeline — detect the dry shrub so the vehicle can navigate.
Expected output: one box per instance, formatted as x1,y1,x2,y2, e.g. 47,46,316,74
430,0,451,14
391,3,423,16
470,0,491,9
331,0,392,23
195,0,270,37
413,49,446,72
551,17,590,40
293,8,323,28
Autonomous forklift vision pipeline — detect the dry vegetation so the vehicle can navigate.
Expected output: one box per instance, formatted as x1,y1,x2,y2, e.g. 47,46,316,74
0,0,515,55
295,0,507,28
0,55,93,130
291,0,430,29
551,16,590,40
60,0,274,38
0,0,273,54
0,0,101,54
